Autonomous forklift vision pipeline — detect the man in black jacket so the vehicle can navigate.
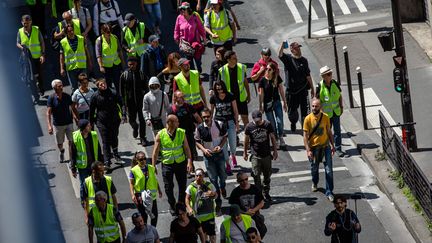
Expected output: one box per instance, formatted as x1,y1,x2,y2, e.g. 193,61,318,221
90,78,126,168
119,57,150,146
141,35,167,78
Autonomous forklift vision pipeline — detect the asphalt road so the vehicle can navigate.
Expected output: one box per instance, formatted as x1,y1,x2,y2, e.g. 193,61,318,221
30,0,417,242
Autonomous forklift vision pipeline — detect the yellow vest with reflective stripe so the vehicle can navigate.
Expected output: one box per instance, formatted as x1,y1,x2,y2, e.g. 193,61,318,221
61,35,86,71
222,214,253,243
91,204,120,243
319,80,341,118
19,26,42,59
58,19,81,36
98,35,121,68
175,70,202,105
187,181,216,222
85,176,113,211
159,128,186,164
131,164,158,200
123,22,147,57
219,63,247,102
72,130,99,169
209,9,233,44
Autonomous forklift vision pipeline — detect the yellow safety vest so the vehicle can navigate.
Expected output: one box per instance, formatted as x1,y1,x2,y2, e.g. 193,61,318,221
85,176,113,210
61,35,87,71
91,204,120,243
72,130,99,169
98,34,121,68
159,128,186,164
219,63,248,102
19,26,42,59
209,9,233,44
319,80,341,118
175,70,202,105
187,181,215,222
131,164,158,200
222,214,253,243
58,19,81,36
27,0,57,18
123,22,147,57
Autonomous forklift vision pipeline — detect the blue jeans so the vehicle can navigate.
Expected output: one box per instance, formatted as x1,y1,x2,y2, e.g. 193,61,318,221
309,145,334,196
204,152,227,191
330,115,342,151
265,100,284,138
222,120,237,160
144,2,162,29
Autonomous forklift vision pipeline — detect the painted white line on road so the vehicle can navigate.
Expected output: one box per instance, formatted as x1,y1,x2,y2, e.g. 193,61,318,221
313,21,367,36
318,0,328,15
288,167,348,182
68,169,81,199
285,0,304,23
225,166,347,184
336,0,351,15
352,88,401,136
301,0,318,20
353,0,368,13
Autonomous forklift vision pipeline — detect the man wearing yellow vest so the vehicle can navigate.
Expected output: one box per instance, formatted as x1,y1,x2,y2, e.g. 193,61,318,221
219,50,251,127
152,114,193,214
129,151,162,227
53,11,82,41
316,66,344,157
173,58,207,114
82,161,119,221
59,23,92,90
220,204,256,243
88,191,126,243
96,24,125,95
70,119,103,186
122,13,151,58
17,14,46,103
204,0,237,54
186,168,218,243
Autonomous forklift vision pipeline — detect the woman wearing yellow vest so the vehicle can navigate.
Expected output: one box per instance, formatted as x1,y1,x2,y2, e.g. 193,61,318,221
129,151,162,227
96,24,125,95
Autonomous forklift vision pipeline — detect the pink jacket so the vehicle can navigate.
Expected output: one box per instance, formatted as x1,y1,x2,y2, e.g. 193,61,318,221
174,14,206,44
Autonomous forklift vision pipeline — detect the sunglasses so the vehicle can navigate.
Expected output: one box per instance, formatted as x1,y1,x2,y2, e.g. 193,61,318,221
267,68,273,71
137,157,146,161
202,115,210,118
237,178,248,183
215,87,223,91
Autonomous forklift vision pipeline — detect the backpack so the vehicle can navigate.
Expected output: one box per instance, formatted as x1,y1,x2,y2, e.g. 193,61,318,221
192,182,214,215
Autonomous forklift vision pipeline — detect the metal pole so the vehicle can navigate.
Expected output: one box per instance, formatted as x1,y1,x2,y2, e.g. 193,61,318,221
308,0,312,39
326,0,336,35
343,46,354,108
391,0,417,151
333,35,341,85
357,67,368,130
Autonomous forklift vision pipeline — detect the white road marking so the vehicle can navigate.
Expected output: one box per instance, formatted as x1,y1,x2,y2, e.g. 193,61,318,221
353,0,368,13
352,88,401,136
318,0,328,15
288,166,349,182
313,21,367,36
336,0,351,15
301,0,318,20
68,168,81,199
285,0,304,23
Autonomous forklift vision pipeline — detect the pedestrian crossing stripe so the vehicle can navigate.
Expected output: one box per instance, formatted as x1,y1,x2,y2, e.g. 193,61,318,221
285,0,368,24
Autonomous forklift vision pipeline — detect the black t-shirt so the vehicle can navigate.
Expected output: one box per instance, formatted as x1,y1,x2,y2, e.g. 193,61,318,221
210,92,235,122
47,92,73,126
245,120,274,157
170,216,201,243
229,184,264,212
81,176,117,201
279,53,310,93
167,103,197,132
228,66,240,98
259,77,282,111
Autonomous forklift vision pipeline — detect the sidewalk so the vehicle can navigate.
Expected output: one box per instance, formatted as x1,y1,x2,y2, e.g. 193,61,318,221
303,19,432,242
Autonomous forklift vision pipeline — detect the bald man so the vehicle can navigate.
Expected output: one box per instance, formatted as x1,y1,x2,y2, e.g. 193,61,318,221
54,11,82,41
152,114,193,214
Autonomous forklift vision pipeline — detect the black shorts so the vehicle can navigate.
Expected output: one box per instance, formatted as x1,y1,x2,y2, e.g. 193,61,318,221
236,100,249,115
200,218,216,236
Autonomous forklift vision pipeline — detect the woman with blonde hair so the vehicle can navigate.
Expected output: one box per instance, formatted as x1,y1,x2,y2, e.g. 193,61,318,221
157,52,181,103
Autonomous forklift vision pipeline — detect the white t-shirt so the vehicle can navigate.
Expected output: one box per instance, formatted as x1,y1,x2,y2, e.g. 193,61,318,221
72,88,94,113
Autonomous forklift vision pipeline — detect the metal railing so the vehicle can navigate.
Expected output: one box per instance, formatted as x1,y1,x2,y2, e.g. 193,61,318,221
379,110,432,221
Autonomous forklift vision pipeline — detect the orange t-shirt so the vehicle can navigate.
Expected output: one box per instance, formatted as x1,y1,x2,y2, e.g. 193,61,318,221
303,112,330,148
